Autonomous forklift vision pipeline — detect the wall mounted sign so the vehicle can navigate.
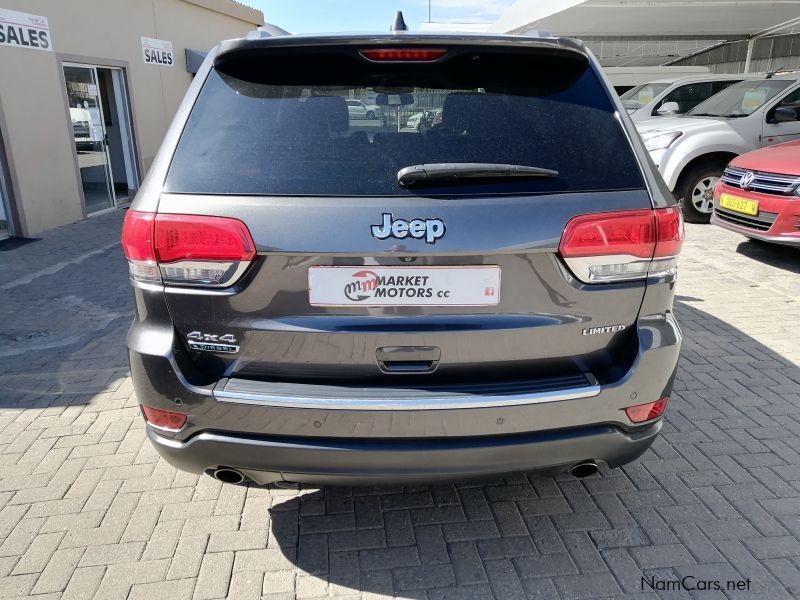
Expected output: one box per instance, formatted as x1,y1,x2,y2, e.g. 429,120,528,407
0,8,51,51
141,36,174,66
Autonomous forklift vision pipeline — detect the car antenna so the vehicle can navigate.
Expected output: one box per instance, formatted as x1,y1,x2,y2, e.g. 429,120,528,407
391,11,409,32
765,66,787,79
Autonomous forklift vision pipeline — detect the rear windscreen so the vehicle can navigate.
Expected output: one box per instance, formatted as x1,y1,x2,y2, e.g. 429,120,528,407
165,49,645,196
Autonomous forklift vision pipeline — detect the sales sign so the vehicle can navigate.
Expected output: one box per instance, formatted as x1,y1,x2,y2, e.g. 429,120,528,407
0,8,51,51
141,36,174,66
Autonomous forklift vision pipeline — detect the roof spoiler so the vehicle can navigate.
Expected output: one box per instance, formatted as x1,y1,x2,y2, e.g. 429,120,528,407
215,34,588,72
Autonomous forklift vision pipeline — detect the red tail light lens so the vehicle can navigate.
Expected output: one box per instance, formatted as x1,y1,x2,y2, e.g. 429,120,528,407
154,214,255,263
624,398,669,423
558,208,684,283
559,210,656,259
654,206,684,257
140,405,187,431
360,48,447,61
121,211,256,287
122,210,156,261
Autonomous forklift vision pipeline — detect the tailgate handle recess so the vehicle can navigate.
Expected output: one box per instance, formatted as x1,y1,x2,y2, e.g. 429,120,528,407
376,346,441,374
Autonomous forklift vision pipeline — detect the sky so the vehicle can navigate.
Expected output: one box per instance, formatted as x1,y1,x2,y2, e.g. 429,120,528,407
249,1,516,34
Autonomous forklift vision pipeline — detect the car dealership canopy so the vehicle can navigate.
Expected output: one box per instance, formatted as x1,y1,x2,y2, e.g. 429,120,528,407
489,0,800,40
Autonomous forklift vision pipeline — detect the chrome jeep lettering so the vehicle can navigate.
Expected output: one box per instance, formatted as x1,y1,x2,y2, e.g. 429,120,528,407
371,213,446,244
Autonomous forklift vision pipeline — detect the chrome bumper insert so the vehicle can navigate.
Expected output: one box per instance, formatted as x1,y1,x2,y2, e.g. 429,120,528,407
213,373,600,410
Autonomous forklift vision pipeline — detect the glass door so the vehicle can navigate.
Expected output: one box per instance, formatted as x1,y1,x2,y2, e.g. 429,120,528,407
96,67,139,205
63,65,115,214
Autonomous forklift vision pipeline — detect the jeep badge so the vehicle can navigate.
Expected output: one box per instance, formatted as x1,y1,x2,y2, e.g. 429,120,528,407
371,213,446,244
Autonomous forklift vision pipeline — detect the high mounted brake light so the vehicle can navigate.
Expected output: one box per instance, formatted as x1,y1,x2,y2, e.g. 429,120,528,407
122,211,256,287
359,48,447,62
558,207,684,284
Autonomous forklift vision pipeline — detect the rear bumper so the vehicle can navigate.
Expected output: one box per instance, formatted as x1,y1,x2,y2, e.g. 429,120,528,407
147,420,662,485
129,310,680,483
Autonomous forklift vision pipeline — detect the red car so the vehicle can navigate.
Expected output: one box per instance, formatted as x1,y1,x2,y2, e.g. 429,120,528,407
712,140,800,247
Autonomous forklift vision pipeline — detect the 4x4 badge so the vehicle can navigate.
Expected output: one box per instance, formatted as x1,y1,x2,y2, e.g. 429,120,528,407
371,213,446,244
186,331,239,353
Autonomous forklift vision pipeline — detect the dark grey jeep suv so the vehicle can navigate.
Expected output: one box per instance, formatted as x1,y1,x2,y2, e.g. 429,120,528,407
123,27,684,485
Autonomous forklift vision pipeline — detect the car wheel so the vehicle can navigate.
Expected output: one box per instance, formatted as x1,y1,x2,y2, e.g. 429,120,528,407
366,110,375,120
677,164,723,224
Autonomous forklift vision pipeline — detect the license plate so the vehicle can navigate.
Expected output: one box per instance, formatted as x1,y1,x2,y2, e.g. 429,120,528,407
719,193,759,216
308,266,501,307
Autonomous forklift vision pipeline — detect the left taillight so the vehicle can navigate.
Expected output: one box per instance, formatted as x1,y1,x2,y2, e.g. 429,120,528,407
122,210,159,283
558,207,684,284
122,210,256,287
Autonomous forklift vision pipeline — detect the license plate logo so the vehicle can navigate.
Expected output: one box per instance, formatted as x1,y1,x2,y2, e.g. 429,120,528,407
309,266,501,307
719,193,759,216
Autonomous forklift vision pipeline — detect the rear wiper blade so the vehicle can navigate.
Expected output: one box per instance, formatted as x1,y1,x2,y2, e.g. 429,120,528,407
397,163,559,186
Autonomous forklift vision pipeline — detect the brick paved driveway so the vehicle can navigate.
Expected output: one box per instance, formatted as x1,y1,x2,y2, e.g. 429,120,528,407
1,210,799,600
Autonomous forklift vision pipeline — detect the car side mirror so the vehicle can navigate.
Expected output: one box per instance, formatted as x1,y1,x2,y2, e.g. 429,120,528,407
770,106,800,124
656,101,680,116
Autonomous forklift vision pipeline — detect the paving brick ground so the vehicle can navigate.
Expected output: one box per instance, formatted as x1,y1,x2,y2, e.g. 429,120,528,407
1,209,799,599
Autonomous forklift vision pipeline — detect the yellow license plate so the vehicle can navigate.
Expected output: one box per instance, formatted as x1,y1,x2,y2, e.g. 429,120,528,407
719,194,759,216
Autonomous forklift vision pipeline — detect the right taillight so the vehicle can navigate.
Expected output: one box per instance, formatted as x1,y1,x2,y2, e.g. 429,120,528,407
558,207,684,284
122,210,256,287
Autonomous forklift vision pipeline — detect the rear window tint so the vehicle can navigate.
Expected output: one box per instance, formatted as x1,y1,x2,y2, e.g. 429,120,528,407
165,51,645,196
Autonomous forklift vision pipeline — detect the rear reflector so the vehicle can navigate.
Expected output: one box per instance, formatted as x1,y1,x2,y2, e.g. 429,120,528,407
122,211,256,287
558,207,684,283
624,398,669,423
359,48,447,61
140,405,187,431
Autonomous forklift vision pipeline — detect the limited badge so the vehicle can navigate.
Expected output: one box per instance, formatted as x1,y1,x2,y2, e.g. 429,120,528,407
582,325,627,335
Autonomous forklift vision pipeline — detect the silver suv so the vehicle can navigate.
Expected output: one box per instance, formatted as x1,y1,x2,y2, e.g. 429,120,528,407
620,74,745,123
637,74,800,222
122,29,684,485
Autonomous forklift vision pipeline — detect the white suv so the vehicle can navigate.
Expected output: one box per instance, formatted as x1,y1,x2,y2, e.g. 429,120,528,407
637,75,800,222
345,99,380,120
620,74,746,123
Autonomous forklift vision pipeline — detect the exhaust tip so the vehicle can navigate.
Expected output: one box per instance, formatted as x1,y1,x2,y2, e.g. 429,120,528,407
212,467,245,485
569,461,599,479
